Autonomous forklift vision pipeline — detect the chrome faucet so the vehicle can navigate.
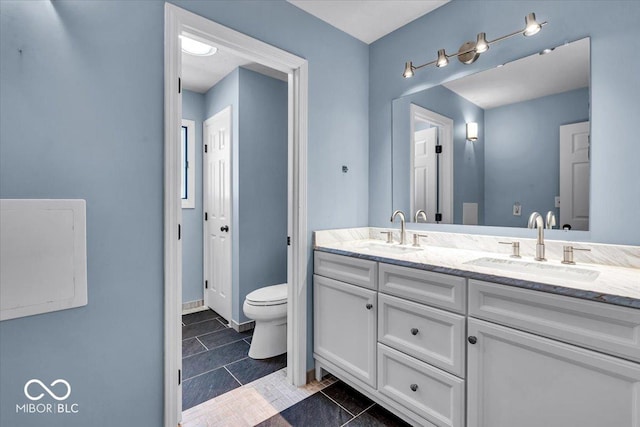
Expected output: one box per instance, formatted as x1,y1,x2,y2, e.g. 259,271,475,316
414,209,427,223
391,210,406,245
545,211,556,229
528,212,546,261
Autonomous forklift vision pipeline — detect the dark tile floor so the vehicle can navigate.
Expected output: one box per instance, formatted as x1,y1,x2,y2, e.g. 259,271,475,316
182,309,412,425
182,309,286,410
257,380,412,427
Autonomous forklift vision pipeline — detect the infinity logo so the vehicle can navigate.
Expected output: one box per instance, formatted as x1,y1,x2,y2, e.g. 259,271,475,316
24,379,71,401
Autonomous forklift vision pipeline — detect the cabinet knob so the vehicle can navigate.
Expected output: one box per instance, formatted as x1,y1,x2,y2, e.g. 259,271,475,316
410,384,418,392
468,336,477,345
410,328,419,336
366,303,373,310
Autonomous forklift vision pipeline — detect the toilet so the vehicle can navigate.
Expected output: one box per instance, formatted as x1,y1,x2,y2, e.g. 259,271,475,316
243,283,288,359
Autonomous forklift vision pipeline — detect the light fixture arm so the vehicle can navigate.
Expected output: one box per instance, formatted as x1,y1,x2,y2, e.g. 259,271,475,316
403,13,547,77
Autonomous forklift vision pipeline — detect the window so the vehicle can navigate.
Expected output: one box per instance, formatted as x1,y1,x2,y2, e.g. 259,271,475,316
181,119,195,208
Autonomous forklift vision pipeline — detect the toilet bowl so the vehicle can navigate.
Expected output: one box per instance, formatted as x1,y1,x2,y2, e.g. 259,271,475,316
243,283,287,359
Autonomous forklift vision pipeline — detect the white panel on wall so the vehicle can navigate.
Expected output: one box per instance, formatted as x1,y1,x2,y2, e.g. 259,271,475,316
0,199,87,321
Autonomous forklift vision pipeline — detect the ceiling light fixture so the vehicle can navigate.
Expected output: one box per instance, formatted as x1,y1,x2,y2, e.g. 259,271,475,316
402,12,547,78
179,35,218,57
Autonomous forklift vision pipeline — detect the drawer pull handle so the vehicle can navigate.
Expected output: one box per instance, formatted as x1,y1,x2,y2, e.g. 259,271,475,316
468,336,477,345
410,384,418,392
410,328,419,336
366,303,373,310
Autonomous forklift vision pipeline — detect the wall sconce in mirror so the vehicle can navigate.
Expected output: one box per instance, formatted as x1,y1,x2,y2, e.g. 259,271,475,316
466,122,478,142
403,12,547,78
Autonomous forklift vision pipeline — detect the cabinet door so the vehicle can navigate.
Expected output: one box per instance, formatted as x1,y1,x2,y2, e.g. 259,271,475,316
314,274,377,387
467,318,640,427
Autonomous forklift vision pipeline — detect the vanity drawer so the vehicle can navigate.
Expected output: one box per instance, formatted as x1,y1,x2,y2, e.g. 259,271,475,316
469,280,640,362
378,343,465,427
378,293,465,377
314,251,377,290
379,263,466,314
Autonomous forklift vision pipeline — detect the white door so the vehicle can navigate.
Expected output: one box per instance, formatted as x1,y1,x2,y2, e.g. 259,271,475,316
411,126,438,222
467,318,640,427
203,106,232,322
559,121,590,231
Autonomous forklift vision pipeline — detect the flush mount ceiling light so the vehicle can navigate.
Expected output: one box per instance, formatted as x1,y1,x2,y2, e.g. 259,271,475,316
403,12,546,78
179,35,218,56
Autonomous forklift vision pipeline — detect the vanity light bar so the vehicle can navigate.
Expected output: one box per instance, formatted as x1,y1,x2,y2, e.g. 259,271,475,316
403,13,547,78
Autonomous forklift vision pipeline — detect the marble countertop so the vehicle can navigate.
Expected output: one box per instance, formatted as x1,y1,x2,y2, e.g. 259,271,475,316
314,237,640,309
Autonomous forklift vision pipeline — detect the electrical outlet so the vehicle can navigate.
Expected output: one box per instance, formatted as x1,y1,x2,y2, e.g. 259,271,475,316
555,196,561,208
513,203,522,216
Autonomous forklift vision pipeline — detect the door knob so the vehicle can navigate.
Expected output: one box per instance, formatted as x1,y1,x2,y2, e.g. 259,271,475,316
220,225,229,232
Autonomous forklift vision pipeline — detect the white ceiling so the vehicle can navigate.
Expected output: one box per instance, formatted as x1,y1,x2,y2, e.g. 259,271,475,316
181,46,288,94
287,0,450,44
442,38,590,110
182,1,450,92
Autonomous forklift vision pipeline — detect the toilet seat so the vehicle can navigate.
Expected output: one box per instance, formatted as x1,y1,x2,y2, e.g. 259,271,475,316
245,284,287,306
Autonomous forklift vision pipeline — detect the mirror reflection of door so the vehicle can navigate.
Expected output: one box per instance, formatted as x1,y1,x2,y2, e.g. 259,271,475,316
412,125,438,222
560,121,590,231
409,104,453,224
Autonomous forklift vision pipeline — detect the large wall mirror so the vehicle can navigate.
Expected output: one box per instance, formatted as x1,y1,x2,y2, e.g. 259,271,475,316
392,37,590,230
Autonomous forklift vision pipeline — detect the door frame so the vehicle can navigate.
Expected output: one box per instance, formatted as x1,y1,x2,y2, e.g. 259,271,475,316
164,4,308,426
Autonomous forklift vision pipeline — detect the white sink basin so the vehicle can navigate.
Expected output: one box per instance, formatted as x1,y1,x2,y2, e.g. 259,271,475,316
352,241,423,255
464,257,600,282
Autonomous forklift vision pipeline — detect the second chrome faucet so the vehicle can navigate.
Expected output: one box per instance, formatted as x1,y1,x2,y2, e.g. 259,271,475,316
391,210,406,245
527,210,557,261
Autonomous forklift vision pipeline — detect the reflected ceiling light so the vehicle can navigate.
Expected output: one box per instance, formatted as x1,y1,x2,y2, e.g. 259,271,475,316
402,12,547,78
179,35,218,56
466,122,478,142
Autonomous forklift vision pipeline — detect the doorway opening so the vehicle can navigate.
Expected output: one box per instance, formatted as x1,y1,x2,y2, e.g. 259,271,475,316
164,4,308,426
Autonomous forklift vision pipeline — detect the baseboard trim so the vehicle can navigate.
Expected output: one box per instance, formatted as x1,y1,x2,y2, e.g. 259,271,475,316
182,300,205,314
230,319,255,333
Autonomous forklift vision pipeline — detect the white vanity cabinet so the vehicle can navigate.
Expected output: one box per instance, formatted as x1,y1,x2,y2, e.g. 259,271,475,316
313,252,378,388
314,252,466,427
467,279,640,427
313,250,640,427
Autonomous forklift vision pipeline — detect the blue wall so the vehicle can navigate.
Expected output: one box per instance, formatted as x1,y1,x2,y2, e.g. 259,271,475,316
182,89,205,304
484,88,589,227
0,1,369,425
237,68,288,323
200,67,288,324
392,86,485,224
370,0,640,245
